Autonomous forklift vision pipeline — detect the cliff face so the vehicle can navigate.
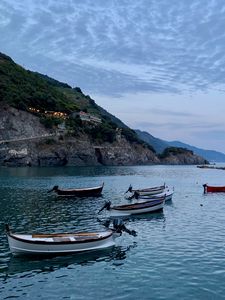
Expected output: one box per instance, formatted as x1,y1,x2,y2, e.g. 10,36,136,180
0,106,159,166
0,106,48,140
0,52,209,167
0,137,161,167
160,152,207,165
0,106,208,167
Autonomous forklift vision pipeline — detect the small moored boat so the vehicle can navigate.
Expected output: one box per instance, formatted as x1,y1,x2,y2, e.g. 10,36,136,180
125,183,166,196
98,197,165,217
203,183,225,193
48,182,104,197
134,188,174,202
5,222,136,256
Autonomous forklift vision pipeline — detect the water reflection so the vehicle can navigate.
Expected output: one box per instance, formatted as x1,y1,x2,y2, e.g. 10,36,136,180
2,242,137,280
0,166,139,179
128,211,166,223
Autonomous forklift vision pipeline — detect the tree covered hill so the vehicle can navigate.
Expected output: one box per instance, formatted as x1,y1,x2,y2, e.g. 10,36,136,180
0,52,209,166
0,52,154,151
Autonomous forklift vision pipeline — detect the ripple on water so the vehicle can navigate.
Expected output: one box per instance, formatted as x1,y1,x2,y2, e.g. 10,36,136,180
1,165,225,299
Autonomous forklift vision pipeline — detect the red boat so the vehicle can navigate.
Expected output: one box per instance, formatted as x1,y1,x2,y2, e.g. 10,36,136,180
203,184,225,193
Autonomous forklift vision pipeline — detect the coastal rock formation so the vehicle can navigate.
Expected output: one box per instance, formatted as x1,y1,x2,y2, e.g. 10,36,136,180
0,52,209,167
0,136,159,167
160,151,207,165
0,107,207,167
0,106,48,140
0,106,159,167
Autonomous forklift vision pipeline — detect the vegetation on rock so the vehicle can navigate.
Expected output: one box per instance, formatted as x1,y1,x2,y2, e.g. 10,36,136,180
0,52,150,147
158,147,193,159
0,51,208,164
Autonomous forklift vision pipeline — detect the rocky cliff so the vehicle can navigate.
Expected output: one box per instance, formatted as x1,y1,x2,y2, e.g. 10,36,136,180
160,152,207,165
0,52,208,167
0,106,159,166
0,106,207,167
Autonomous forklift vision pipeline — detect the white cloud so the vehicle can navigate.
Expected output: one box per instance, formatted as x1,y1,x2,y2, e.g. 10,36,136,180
1,0,225,151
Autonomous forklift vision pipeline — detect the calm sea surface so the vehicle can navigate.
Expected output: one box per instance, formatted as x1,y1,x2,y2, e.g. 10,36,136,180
1,165,225,299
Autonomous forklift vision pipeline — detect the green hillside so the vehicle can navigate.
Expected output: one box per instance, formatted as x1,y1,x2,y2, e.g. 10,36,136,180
0,52,154,151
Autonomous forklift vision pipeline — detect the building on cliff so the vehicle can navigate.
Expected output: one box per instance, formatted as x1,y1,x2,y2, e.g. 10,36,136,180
72,111,102,125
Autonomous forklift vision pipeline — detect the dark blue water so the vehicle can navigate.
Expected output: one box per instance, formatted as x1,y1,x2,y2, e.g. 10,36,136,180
1,165,225,299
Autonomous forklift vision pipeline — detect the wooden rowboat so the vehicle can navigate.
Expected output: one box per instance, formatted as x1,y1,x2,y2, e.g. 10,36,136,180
98,197,165,217
5,222,136,256
203,184,225,193
48,182,104,197
135,188,174,202
125,184,166,196
6,228,114,256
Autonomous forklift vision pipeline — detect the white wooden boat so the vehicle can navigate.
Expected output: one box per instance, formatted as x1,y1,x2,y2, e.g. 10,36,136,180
5,222,136,256
134,188,174,202
6,230,114,256
98,198,165,217
125,183,166,197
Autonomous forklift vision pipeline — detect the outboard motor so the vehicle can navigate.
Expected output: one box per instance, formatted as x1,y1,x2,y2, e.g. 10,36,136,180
203,184,207,194
47,185,59,193
127,190,139,200
112,219,137,237
98,201,111,214
125,184,133,194
5,224,10,233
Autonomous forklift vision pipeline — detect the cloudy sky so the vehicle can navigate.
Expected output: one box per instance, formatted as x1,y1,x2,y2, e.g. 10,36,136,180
1,0,225,152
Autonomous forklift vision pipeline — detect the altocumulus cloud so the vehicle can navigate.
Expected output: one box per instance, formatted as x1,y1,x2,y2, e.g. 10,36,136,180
1,0,225,96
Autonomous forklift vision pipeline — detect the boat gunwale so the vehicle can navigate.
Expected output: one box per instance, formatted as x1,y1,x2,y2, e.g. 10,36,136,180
113,199,164,211
7,230,113,245
205,184,225,189
133,185,165,193
203,183,225,193
137,191,173,200
56,184,104,193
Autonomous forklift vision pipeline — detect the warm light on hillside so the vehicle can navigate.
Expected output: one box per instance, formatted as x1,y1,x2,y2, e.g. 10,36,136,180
28,107,68,119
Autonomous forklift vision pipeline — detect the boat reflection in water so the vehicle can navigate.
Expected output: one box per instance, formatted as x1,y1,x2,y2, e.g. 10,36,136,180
3,242,137,279
128,211,166,222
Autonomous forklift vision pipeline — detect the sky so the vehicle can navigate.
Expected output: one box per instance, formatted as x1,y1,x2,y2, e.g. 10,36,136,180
1,0,225,153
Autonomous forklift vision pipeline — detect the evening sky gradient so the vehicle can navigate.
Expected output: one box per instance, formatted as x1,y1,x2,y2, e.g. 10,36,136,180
1,0,225,152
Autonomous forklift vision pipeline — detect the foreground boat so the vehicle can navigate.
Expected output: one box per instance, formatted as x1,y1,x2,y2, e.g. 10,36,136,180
98,197,165,217
5,222,136,256
203,183,225,193
48,182,104,197
125,183,166,196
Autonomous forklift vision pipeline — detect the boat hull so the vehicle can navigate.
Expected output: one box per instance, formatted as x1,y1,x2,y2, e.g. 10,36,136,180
53,184,104,197
203,184,225,193
7,231,115,256
137,189,173,202
126,184,166,197
137,187,165,196
110,199,164,216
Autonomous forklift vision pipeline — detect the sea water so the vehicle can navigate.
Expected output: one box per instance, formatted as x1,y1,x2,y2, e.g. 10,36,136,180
0,165,225,299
